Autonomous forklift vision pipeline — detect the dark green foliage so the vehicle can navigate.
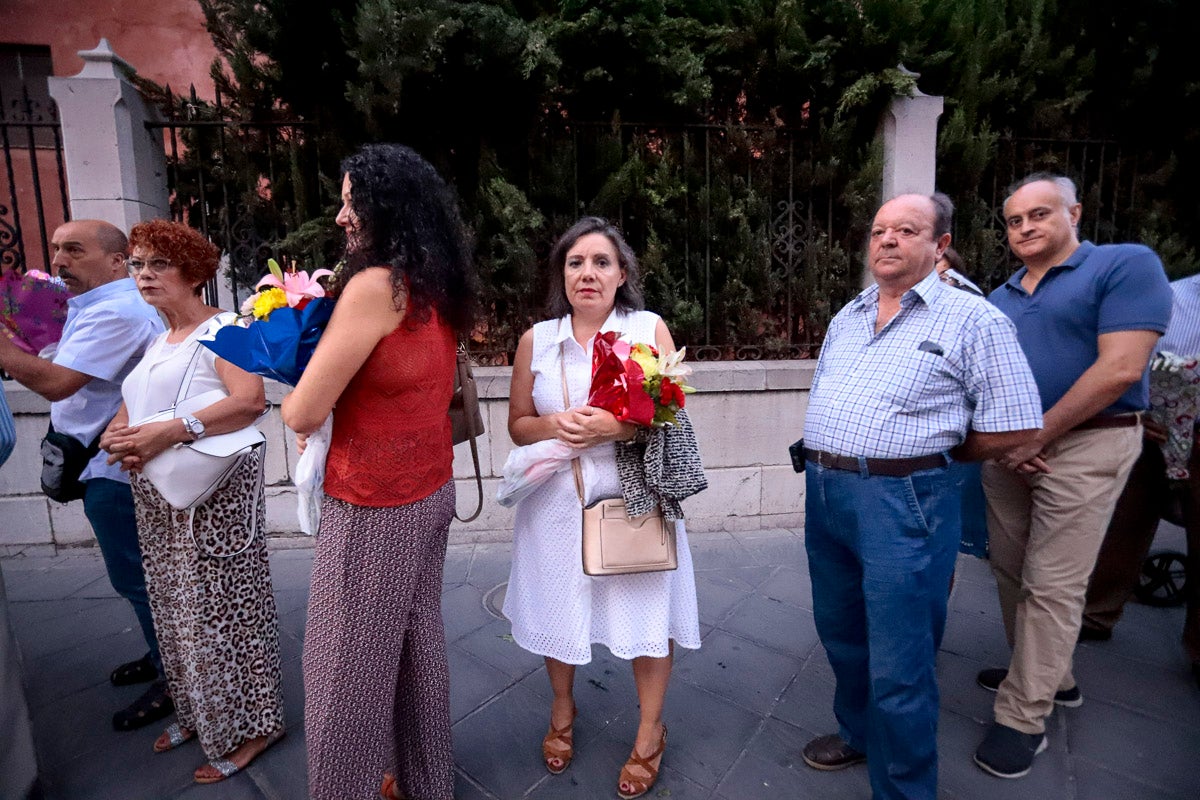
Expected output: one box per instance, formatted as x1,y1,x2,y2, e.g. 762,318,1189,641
183,0,1197,357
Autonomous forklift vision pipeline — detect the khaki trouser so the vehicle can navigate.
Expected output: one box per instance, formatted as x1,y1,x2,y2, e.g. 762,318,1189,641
982,425,1142,734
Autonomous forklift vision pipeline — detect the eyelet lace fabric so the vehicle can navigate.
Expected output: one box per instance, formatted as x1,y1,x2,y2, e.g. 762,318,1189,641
501,310,702,664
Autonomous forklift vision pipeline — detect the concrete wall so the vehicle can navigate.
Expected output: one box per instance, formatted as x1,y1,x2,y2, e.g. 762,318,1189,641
0,360,814,549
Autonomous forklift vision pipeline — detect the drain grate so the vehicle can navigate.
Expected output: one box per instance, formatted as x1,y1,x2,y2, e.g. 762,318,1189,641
482,581,508,620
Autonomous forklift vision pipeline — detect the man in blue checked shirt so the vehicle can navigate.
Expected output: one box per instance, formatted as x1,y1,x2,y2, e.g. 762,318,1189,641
798,192,1043,800
975,174,1172,780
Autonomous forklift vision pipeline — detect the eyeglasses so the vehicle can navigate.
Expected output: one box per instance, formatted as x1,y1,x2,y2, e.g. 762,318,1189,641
127,257,174,274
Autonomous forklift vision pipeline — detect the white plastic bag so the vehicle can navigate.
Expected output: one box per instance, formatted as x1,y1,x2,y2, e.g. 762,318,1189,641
496,439,577,507
295,414,332,535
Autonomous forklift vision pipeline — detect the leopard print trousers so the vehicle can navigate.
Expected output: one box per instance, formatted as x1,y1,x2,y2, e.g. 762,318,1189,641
131,445,284,760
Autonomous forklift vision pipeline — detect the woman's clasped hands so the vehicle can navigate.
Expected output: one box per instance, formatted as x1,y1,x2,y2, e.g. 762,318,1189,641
551,405,636,448
100,419,183,474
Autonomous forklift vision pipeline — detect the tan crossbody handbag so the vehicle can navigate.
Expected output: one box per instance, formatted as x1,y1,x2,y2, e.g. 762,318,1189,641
561,342,677,576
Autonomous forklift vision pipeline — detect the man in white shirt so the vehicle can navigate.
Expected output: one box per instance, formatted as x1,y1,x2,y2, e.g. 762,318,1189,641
0,220,167,730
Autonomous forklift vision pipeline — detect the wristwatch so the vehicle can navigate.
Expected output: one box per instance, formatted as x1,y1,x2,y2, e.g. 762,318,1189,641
182,416,207,440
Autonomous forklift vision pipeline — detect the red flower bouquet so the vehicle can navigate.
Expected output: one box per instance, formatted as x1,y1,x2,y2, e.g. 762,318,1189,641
588,331,695,427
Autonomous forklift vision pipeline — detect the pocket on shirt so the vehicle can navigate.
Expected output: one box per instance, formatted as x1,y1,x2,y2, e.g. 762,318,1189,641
881,352,959,408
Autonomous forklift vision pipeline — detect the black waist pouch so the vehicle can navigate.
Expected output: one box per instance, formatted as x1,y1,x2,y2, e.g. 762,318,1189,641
40,423,101,503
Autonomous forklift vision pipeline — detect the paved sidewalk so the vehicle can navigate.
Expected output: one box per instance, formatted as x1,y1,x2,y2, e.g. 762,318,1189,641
2,527,1197,800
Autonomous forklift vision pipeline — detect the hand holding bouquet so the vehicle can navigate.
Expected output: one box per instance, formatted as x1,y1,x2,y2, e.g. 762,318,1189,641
1,269,70,356
588,331,695,427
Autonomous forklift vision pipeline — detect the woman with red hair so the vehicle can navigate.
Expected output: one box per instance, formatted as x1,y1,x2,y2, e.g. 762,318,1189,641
100,219,284,786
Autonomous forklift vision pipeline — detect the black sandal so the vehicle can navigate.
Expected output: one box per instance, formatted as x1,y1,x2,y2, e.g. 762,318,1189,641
110,653,157,686
113,679,174,731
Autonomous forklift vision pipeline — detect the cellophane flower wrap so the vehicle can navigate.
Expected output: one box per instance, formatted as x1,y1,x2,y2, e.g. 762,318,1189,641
1,269,70,356
201,258,335,386
588,331,695,427
200,258,336,535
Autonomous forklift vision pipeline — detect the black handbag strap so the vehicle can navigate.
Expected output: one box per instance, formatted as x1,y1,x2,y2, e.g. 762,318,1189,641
454,342,485,523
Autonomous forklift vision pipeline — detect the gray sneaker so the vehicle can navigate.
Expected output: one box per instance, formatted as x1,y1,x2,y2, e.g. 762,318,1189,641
974,722,1047,779
976,668,1083,707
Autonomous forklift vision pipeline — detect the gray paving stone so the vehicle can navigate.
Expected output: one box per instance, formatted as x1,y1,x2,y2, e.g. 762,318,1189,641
24,627,145,712
725,531,807,569
770,670,839,737
1067,695,1200,798
244,725,307,798
935,650,1000,725
718,594,820,658
940,607,1013,668
464,543,513,590
693,571,752,627
1081,601,1189,672
674,629,799,715
756,564,813,610
516,648,643,735
452,617,544,681
448,644,518,724
441,582,492,643
452,683,558,797
1073,756,1195,800
1,561,108,602
453,768,500,800
1072,644,1200,730
12,597,143,663
715,716,871,800
526,730,712,799
443,545,474,585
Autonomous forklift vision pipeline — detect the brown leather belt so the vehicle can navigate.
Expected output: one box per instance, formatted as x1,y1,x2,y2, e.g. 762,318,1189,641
804,448,947,478
1071,413,1141,432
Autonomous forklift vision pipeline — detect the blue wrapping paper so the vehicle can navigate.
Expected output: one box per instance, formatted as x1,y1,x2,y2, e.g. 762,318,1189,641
201,298,334,386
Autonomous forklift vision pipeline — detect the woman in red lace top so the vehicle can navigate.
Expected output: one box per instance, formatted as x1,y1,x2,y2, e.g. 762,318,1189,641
281,143,475,800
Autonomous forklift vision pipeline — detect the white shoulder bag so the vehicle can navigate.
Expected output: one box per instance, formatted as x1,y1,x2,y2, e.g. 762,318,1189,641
135,343,265,511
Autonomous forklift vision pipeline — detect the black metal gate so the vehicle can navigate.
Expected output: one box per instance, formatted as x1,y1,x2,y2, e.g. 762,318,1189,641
146,85,331,305
0,82,69,274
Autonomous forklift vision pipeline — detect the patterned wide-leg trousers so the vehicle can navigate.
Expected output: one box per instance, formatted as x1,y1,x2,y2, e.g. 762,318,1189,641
304,481,456,800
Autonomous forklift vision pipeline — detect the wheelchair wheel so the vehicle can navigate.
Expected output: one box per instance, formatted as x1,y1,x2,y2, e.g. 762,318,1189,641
1134,550,1189,607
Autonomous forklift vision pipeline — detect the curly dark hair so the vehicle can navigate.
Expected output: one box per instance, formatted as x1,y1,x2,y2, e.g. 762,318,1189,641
337,143,476,334
545,216,645,318
128,219,220,295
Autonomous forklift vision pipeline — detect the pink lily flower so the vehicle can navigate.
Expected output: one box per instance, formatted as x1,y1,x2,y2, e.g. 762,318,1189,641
255,267,335,309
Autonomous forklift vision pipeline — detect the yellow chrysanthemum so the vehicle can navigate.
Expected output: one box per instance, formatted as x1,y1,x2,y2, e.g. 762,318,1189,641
630,343,659,379
252,287,288,320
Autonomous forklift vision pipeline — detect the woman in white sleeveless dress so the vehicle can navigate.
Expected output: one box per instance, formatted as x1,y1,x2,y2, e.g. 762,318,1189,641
503,217,701,800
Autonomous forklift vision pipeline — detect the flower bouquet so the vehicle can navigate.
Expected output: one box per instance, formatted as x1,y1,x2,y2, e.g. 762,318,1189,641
588,331,694,427
201,258,336,535
202,258,335,386
1,269,70,356
495,332,695,507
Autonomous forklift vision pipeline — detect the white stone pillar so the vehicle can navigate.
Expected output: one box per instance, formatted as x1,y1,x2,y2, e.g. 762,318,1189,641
878,65,944,202
47,39,169,230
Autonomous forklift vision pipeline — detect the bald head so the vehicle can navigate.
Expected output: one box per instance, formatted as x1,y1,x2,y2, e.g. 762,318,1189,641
50,219,129,294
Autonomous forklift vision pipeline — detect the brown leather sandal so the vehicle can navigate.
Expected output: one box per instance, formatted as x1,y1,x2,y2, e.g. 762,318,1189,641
542,706,577,774
617,723,667,800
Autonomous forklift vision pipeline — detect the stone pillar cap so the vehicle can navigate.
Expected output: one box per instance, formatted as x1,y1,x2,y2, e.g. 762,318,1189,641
73,38,137,81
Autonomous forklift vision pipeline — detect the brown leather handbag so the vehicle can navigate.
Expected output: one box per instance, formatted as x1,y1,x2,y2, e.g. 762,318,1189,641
561,342,677,576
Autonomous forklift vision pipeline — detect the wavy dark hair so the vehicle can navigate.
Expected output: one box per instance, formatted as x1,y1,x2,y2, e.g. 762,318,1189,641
545,216,645,318
337,143,476,333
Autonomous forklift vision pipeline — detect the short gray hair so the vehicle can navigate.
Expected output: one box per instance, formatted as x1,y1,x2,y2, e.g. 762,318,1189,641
1007,172,1077,207
930,192,954,238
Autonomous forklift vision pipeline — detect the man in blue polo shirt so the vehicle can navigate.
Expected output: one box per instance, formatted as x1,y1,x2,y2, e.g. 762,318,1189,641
974,173,1173,778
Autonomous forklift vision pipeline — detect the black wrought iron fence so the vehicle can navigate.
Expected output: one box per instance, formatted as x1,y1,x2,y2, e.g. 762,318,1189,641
949,136,1155,292
146,85,327,306
507,119,865,362
0,83,69,275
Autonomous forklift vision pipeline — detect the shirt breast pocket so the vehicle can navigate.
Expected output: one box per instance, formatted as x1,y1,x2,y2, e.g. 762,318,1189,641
880,351,960,410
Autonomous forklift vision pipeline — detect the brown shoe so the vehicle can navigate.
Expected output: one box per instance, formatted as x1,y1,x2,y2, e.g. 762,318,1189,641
802,733,866,771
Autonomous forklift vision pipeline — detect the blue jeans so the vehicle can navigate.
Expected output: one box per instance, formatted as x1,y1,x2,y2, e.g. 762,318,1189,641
955,461,989,558
805,462,960,800
84,478,161,673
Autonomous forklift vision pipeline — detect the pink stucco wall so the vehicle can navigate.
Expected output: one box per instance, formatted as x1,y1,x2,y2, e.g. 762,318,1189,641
0,0,218,96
